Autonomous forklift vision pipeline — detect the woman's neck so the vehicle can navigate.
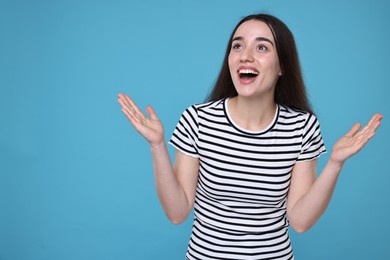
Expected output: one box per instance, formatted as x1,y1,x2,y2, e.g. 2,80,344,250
228,96,277,132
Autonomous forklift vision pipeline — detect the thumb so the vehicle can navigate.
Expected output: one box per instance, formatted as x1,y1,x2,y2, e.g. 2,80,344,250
146,106,159,120
345,122,361,137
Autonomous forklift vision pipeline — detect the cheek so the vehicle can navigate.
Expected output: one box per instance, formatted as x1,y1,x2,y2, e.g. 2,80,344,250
228,53,233,66
274,62,282,75
260,56,281,74
271,54,281,73
228,55,236,74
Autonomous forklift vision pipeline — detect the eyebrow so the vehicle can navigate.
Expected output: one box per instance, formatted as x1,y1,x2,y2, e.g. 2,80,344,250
232,36,275,47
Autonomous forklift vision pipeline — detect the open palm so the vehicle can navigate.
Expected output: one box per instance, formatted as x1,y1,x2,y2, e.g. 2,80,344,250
331,113,383,164
118,93,164,147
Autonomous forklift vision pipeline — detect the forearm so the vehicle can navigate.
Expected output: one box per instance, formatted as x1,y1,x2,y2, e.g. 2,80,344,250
150,142,192,224
289,159,343,233
289,113,383,233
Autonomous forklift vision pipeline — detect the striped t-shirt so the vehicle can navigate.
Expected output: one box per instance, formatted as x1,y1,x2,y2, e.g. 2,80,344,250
169,98,326,260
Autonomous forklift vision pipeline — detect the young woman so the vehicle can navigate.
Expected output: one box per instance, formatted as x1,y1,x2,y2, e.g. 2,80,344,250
118,14,382,260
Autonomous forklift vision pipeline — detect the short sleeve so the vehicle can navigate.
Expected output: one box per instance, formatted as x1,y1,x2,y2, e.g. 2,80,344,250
297,114,327,162
168,105,199,158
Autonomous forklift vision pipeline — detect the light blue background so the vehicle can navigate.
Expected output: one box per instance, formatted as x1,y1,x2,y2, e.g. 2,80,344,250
1,0,389,259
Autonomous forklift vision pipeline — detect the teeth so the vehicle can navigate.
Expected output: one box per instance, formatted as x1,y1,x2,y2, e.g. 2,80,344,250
239,69,259,75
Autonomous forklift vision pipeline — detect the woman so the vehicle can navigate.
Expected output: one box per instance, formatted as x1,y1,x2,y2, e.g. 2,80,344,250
118,14,382,260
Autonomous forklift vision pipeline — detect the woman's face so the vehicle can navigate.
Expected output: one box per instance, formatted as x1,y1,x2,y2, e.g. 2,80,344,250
228,20,281,100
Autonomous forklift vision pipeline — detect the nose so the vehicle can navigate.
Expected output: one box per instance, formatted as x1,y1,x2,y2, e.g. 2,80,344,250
240,47,254,62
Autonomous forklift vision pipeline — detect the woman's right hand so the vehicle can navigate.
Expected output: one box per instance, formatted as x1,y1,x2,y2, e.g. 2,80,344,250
118,93,165,147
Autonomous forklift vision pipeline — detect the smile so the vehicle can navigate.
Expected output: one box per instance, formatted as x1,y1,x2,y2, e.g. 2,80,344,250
238,68,259,79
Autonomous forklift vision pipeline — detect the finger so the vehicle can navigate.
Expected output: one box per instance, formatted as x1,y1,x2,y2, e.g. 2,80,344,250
118,93,132,108
118,93,138,112
117,97,131,111
370,113,383,130
118,94,147,123
146,106,159,121
353,114,383,146
121,108,147,133
118,98,140,124
121,107,138,126
364,114,380,132
118,98,147,128
358,113,382,137
345,123,361,137
117,93,125,100
118,94,134,113
124,96,147,123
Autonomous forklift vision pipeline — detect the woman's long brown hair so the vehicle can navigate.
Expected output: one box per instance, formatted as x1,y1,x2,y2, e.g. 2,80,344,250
206,14,313,114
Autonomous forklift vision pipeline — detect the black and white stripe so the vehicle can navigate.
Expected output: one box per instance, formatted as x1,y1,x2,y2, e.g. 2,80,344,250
169,99,326,259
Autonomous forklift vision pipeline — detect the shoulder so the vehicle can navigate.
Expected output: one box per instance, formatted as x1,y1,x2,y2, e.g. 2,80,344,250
279,104,310,117
192,99,224,112
178,99,224,125
279,104,310,120
184,99,225,117
278,105,320,129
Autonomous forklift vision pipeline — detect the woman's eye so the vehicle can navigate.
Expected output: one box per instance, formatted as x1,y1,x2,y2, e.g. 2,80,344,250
232,43,242,50
257,45,268,51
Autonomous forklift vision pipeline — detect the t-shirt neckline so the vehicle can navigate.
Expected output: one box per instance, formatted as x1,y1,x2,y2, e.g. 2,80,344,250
223,98,279,135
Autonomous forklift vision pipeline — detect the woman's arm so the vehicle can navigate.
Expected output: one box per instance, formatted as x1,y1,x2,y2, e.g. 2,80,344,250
152,145,199,224
287,113,383,233
118,93,199,224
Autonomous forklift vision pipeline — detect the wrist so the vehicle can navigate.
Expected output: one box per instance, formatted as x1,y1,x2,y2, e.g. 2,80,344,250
150,140,166,152
327,156,344,171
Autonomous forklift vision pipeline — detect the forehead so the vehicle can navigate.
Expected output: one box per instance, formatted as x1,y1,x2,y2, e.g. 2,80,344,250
233,20,275,41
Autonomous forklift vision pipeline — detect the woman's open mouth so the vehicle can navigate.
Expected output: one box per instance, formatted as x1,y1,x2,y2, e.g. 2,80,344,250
238,68,259,84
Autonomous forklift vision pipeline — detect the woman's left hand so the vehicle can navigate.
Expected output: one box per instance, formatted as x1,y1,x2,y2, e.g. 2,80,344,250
330,113,383,166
